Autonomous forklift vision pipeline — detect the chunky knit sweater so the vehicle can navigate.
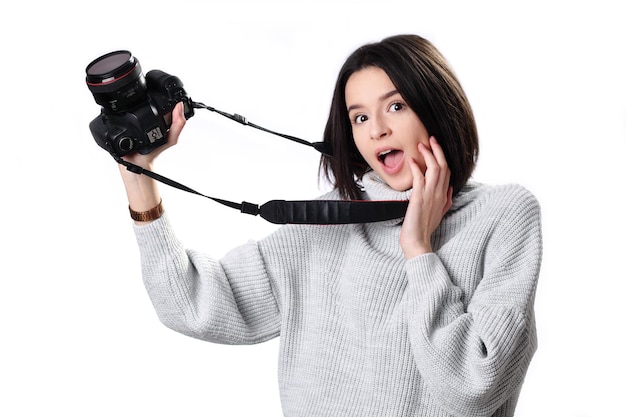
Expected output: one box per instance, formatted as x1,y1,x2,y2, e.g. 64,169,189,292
133,172,542,417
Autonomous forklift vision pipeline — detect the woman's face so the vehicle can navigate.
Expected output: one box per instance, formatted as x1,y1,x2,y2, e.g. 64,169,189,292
346,66,430,192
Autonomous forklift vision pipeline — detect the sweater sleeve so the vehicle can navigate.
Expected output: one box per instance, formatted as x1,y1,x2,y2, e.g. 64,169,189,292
133,213,281,345
405,186,542,417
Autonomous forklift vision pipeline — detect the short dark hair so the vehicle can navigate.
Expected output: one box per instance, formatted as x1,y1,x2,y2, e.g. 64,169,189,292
319,34,479,200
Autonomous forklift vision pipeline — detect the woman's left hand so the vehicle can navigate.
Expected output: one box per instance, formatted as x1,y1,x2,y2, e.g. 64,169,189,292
400,136,453,259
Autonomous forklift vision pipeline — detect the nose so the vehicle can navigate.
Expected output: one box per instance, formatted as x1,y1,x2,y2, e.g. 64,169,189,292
370,115,390,140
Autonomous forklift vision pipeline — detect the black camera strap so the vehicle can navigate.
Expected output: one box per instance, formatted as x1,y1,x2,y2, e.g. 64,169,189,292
113,155,408,224
191,101,332,156
108,101,409,225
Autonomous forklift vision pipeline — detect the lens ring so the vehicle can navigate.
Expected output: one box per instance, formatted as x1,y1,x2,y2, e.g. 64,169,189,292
86,50,136,85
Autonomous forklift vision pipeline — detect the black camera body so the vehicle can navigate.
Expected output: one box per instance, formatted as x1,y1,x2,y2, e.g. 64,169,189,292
86,50,194,157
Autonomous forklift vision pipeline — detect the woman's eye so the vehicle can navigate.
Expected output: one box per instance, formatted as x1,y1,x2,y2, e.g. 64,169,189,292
389,102,404,112
354,114,368,124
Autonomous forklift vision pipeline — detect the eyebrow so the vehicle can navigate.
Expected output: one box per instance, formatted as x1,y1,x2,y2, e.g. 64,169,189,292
347,89,401,113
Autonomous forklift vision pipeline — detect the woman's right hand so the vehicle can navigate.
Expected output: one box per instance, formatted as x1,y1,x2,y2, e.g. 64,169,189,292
121,101,187,170
118,101,187,220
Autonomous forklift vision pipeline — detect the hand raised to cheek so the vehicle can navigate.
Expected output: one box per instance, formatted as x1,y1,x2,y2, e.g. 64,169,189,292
400,136,453,259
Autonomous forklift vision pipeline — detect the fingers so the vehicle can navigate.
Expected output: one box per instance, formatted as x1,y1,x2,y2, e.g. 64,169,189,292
167,102,187,146
401,137,452,258
122,102,187,166
430,136,450,185
407,156,424,190
444,185,453,215
417,137,450,192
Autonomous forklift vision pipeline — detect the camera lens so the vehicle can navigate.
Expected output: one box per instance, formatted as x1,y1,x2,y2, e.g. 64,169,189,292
86,50,147,113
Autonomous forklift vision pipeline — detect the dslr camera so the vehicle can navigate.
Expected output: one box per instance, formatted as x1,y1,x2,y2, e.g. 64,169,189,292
85,50,194,157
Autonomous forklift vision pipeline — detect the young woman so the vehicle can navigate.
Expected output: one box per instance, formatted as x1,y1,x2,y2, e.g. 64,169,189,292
118,34,542,417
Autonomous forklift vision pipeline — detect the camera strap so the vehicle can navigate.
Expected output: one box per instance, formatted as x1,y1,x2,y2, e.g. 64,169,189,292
113,155,408,224
191,101,332,156
108,101,409,225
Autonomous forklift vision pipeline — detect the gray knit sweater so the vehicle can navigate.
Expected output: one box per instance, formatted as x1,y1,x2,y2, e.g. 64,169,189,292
134,171,542,417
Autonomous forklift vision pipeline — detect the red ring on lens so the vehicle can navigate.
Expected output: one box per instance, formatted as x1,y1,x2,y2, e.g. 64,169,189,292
86,64,137,87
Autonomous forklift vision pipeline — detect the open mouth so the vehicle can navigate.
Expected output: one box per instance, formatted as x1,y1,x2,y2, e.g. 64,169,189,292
378,149,404,169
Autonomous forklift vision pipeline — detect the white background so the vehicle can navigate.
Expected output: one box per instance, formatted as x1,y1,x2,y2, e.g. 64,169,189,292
1,0,624,415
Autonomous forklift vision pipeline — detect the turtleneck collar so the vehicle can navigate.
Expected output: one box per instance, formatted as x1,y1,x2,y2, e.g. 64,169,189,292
361,171,411,202
360,171,482,226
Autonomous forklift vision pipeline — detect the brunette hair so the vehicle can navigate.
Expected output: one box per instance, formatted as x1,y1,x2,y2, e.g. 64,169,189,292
319,34,479,200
